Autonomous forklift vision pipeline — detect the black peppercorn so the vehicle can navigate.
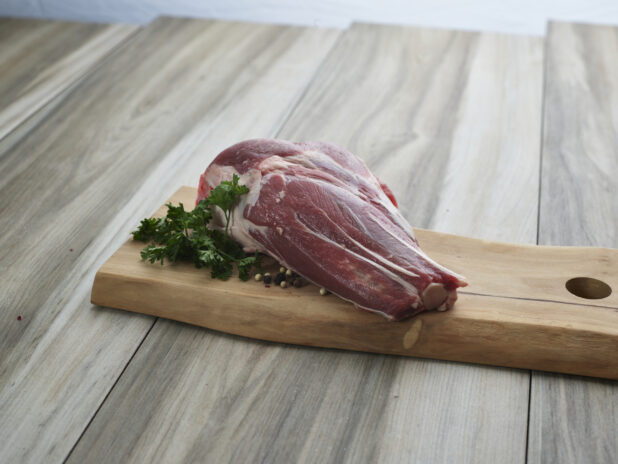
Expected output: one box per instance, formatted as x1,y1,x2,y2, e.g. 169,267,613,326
274,273,286,285
263,275,272,285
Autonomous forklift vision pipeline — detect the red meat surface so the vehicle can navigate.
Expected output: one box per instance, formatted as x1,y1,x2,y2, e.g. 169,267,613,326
198,139,467,320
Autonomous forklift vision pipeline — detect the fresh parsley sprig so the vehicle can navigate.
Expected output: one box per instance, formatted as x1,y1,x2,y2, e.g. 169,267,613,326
132,174,259,281
206,173,249,235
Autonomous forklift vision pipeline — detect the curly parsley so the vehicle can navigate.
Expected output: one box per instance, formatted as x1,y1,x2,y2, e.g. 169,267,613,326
132,174,260,281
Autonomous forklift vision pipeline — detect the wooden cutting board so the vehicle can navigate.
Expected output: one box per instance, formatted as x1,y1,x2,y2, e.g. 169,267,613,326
91,186,618,379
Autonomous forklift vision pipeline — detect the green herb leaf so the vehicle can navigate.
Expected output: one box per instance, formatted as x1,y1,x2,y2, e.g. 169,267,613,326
237,255,258,281
206,173,249,235
131,177,259,281
131,218,159,241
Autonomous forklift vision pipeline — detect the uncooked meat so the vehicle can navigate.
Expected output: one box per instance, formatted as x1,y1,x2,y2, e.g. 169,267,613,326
197,139,467,320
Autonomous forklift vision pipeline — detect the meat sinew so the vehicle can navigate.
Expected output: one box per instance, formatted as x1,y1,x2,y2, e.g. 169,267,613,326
197,139,467,321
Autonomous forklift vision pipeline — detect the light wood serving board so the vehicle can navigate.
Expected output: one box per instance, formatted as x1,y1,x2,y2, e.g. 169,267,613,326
92,187,618,379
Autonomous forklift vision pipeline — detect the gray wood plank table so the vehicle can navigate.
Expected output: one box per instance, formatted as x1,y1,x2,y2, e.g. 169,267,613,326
0,16,339,463
528,21,618,464
0,16,615,464
0,17,138,142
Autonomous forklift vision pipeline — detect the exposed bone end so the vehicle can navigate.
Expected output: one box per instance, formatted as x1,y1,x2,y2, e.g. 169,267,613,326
437,289,458,312
422,283,448,310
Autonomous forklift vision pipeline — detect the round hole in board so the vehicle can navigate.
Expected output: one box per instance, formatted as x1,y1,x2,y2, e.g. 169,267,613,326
565,277,612,300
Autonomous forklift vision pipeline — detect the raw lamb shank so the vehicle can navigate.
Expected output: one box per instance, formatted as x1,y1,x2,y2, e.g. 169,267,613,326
197,139,467,321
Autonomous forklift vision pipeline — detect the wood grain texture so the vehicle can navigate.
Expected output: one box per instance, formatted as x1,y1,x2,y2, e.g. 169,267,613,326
0,17,339,463
92,186,618,378
528,21,618,464
70,23,543,463
0,17,138,141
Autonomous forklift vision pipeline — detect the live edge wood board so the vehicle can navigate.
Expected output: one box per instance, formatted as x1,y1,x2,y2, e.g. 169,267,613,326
92,187,618,379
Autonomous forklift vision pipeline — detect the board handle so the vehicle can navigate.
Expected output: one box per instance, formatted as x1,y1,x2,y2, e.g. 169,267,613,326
414,229,618,310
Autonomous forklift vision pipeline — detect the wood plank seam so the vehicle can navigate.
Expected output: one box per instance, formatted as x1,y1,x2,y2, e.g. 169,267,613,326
62,320,157,463
526,29,550,459
460,290,618,312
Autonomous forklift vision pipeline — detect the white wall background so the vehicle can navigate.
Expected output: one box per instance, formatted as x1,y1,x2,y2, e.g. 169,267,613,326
1,0,618,35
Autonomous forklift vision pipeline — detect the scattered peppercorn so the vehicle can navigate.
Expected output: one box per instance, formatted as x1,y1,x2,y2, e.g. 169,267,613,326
252,270,305,290
17,315,22,321
319,287,328,296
